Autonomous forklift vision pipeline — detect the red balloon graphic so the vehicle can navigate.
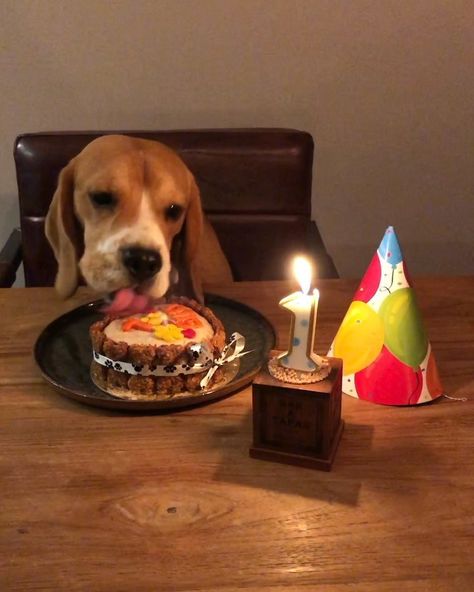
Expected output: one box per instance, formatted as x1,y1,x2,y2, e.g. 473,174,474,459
354,346,423,405
426,350,443,399
354,253,381,303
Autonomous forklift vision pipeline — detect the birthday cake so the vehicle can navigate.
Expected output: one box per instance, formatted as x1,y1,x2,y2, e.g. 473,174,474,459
90,297,227,399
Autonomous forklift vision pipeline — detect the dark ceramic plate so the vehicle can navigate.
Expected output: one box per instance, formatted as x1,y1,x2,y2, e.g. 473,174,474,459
34,294,275,411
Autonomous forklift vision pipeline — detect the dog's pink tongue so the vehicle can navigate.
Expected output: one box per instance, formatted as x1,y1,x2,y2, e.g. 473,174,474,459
102,288,154,316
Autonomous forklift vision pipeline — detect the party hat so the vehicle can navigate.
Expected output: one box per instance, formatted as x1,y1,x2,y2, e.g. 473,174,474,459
328,226,443,405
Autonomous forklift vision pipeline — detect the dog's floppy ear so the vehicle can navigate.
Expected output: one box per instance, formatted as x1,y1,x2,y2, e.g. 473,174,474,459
170,174,233,301
182,176,204,302
45,161,83,298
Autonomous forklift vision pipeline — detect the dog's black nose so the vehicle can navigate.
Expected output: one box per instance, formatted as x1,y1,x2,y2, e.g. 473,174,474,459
121,247,162,281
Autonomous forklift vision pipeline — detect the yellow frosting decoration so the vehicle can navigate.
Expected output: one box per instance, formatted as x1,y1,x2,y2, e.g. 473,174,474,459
141,311,167,326
153,323,183,342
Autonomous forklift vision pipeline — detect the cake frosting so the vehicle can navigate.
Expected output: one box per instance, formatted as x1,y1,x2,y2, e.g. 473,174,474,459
103,305,214,347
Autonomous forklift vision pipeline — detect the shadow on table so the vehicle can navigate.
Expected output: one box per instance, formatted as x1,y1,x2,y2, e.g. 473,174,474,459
211,410,374,507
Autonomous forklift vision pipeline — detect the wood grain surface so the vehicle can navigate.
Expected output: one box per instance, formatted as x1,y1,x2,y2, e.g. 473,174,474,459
1,279,473,592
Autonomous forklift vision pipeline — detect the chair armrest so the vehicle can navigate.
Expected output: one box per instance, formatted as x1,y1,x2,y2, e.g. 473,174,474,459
0,228,22,287
309,221,339,279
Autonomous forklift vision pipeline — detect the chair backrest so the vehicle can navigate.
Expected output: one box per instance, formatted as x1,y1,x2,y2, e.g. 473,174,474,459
14,128,334,287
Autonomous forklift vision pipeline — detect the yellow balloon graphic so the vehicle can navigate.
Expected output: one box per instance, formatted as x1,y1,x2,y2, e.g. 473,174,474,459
333,301,384,375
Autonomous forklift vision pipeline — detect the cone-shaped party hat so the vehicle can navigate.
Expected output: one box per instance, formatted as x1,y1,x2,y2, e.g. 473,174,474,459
328,226,443,405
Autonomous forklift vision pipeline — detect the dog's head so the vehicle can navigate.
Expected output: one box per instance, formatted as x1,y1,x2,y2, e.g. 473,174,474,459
45,135,203,301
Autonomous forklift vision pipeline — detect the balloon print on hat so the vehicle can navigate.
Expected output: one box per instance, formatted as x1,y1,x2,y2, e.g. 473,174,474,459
378,287,428,368
333,301,384,375
378,226,403,267
354,346,423,405
426,349,443,399
354,253,381,303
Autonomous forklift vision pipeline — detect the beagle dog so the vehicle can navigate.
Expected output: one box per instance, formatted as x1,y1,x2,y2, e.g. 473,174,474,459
45,134,232,303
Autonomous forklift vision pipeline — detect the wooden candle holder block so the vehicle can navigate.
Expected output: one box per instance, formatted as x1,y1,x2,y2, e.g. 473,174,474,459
250,353,344,471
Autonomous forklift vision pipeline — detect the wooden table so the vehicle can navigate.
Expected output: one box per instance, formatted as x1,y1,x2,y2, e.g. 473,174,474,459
1,279,473,591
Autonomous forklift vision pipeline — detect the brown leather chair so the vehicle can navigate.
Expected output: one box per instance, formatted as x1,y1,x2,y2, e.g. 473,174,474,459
1,129,338,288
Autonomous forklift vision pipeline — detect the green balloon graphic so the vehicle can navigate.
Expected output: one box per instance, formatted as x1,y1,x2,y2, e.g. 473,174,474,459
379,288,428,368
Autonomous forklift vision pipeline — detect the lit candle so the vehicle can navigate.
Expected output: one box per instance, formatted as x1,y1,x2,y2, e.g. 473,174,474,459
278,257,324,372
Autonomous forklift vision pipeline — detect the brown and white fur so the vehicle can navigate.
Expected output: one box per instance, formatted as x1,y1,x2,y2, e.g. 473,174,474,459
45,134,232,302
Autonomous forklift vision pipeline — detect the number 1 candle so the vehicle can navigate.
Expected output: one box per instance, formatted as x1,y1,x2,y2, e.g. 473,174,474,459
278,257,325,372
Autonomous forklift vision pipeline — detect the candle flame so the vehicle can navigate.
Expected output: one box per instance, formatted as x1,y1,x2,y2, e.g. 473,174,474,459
293,256,312,295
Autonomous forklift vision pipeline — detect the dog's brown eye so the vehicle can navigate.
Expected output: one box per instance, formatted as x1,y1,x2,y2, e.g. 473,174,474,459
89,191,117,208
165,204,183,221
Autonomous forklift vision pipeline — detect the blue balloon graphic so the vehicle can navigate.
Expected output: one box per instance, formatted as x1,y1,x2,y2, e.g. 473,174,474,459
377,226,403,267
